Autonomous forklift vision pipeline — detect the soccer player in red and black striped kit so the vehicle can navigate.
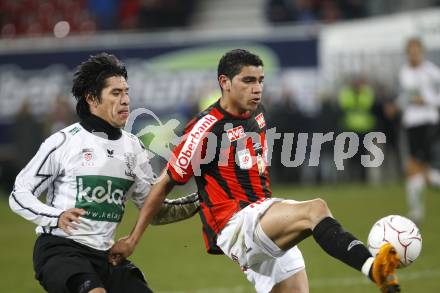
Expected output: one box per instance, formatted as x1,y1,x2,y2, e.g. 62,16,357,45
111,49,401,293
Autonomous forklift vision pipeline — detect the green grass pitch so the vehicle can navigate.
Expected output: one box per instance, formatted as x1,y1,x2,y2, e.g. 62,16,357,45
1,183,439,292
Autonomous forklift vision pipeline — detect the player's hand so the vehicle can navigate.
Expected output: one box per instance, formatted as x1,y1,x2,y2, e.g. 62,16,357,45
109,236,136,266
57,208,86,235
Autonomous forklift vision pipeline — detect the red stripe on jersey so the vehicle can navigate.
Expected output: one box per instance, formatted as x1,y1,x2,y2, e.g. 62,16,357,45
203,173,231,203
218,145,249,203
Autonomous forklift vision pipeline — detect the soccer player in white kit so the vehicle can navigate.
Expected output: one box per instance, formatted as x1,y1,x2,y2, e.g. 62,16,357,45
9,53,199,293
398,38,440,225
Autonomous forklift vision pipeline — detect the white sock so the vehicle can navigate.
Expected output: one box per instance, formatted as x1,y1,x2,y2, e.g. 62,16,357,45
428,168,440,188
406,174,425,223
361,257,375,278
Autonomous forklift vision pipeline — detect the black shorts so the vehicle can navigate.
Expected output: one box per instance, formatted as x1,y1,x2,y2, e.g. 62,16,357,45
33,234,153,293
406,124,438,163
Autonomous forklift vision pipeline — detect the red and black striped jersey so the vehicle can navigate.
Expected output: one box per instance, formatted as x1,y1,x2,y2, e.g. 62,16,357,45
167,100,272,254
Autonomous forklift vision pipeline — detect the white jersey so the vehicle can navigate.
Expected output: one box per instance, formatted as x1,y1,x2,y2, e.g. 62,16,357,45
10,123,155,251
398,61,440,127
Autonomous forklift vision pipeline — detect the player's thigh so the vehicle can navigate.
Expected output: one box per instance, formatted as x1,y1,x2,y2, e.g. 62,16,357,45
271,269,309,293
259,199,331,250
106,260,153,293
89,288,106,293
405,157,426,176
33,235,103,293
36,254,100,293
66,272,106,293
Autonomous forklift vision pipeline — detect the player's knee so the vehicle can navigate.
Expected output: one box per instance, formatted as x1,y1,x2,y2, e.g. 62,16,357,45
88,288,106,293
308,198,331,223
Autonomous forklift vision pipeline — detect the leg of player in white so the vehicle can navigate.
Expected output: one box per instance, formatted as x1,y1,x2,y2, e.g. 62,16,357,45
405,158,427,224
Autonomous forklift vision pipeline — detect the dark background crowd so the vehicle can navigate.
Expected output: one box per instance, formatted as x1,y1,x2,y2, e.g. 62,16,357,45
1,0,439,38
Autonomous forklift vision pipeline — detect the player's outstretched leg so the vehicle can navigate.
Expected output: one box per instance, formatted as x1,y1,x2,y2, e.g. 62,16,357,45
259,198,401,292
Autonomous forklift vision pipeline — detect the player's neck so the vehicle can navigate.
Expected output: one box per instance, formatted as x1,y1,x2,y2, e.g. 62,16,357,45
409,59,423,68
81,114,122,140
219,96,250,118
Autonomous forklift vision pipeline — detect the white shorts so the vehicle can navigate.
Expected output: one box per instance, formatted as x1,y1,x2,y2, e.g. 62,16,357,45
217,198,305,293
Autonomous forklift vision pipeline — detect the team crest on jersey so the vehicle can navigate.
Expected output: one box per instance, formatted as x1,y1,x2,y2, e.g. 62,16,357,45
237,149,252,170
256,154,266,175
124,152,136,179
227,125,246,142
82,148,95,166
255,113,266,129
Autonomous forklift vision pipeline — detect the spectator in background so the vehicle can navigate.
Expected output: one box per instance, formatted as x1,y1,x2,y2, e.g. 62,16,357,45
11,98,44,179
337,75,378,182
339,0,367,19
139,0,196,29
396,38,440,225
315,93,340,183
266,0,318,24
44,95,76,135
318,0,341,23
119,0,141,30
376,82,402,180
87,0,118,30
267,90,305,183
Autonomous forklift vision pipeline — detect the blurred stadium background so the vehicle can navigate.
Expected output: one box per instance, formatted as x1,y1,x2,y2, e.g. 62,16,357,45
1,0,440,292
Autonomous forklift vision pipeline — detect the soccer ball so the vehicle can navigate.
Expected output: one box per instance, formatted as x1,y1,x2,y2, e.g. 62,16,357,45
367,215,422,268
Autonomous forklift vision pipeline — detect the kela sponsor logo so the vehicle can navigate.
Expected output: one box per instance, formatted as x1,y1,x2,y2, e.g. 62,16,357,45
227,125,246,142
76,175,134,222
176,114,217,170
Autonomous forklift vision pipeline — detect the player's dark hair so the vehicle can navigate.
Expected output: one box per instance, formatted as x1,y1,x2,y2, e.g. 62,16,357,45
72,52,127,119
217,49,263,82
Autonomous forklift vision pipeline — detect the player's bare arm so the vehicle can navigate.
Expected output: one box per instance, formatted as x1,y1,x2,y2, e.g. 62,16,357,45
110,172,175,260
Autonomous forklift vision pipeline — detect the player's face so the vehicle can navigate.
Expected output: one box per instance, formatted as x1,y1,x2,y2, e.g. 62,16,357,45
222,65,264,114
407,42,423,67
90,76,130,128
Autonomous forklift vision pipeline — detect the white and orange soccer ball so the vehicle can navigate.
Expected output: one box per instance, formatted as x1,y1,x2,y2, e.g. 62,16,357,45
367,215,422,268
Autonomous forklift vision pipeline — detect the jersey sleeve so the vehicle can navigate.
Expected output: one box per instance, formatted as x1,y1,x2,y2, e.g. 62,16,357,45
397,67,410,109
166,133,196,185
167,112,220,185
9,131,66,227
129,142,157,209
424,62,440,106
